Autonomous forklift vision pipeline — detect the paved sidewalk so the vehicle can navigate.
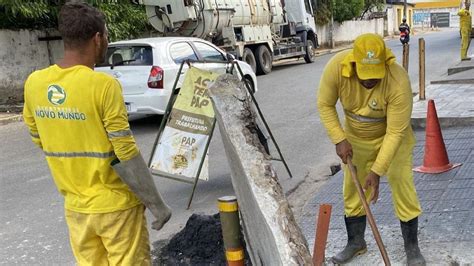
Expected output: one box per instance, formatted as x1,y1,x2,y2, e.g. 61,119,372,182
300,126,474,265
411,83,474,128
412,62,474,128
447,59,474,76
431,70,474,84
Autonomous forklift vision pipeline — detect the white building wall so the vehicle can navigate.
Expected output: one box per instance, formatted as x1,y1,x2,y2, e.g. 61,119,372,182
316,18,385,47
413,7,460,28
0,30,64,105
386,7,396,36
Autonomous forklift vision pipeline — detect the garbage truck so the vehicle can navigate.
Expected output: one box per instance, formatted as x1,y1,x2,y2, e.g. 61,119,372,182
138,0,318,74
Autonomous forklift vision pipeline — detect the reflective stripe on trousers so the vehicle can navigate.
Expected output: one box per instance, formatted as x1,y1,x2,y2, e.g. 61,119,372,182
44,151,115,158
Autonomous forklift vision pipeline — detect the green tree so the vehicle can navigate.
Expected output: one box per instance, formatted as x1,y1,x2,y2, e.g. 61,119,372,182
0,0,151,42
332,0,364,23
312,0,383,24
360,0,385,19
313,0,332,25
0,0,59,29
97,3,150,42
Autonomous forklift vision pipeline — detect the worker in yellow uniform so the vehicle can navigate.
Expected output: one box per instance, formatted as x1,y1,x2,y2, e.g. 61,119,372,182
459,1,472,60
317,33,425,266
23,3,171,265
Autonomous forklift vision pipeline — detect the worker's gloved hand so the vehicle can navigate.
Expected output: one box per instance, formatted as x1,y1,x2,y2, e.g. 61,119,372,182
112,152,172,231
336,139,353,164
363,171,380,204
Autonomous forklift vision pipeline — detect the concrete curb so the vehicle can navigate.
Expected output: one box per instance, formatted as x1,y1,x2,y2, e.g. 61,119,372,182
411,116,474,129
0,114,23,126
430,79,474,85
272,46,352,66
314,46,352,57
448,66,474,76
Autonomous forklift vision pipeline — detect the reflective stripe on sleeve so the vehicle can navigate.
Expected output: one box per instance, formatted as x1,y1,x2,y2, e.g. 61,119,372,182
107,129,132,138
44,151,115,158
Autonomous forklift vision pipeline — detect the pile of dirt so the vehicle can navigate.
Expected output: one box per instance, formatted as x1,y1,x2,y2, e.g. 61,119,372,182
152,213,251,265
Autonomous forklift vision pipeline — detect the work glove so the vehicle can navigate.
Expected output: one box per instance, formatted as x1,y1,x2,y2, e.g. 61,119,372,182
112,152,172,230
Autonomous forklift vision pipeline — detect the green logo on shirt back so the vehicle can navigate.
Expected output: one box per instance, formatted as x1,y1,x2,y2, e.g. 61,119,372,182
47,85,66,105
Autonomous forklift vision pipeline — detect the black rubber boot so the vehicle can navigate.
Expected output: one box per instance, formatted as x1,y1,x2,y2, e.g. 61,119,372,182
331,216,367,264
401,217,426,266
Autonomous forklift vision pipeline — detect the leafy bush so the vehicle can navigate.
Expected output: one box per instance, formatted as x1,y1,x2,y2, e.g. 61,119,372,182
312,0,384,25
0,0,151,42
333,0,365,23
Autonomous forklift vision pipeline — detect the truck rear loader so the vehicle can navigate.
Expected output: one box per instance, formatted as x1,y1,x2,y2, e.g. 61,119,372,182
139,0,318,74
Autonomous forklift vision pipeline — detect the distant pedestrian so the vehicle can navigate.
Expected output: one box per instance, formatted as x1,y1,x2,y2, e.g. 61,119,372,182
431,14,438,29
458,1,472,60
399,17,411,44
22,2,171,265
317,33,425,265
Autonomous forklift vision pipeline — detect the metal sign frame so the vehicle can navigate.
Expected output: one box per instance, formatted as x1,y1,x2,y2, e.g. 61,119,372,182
148,59,292,209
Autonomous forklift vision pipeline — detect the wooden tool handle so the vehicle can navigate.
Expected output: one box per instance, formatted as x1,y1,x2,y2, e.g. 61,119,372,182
347,158,391,266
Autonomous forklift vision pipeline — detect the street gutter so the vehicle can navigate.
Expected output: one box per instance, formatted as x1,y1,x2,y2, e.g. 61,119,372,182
0,114,23,125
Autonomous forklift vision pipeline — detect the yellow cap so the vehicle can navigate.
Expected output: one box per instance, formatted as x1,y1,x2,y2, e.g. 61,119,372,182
353,33,387,80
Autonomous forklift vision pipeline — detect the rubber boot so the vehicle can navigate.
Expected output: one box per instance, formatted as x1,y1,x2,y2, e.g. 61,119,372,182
331,216,367,264
401,217,426,266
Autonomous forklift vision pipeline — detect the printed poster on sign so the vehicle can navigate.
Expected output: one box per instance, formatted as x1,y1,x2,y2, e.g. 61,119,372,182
150,67,220,181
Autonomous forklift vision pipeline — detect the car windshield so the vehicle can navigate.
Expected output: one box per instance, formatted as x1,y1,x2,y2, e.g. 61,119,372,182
193,42,226,61
97,45,153,67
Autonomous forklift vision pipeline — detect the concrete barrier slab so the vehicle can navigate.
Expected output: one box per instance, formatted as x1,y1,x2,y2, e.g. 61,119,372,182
208,74,313,266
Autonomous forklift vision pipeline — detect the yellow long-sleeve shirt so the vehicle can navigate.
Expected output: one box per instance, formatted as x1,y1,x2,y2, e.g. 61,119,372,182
317,50,413,176
458,8,472,32
23,64,140,213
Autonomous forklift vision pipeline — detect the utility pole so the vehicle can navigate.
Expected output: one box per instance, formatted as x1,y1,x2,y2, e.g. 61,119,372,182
402,44,409,71
330,0,335,49
404,0,407,19
419,38,426,100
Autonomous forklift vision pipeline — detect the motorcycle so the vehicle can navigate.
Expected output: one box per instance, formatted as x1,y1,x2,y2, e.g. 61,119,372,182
399,26,410,45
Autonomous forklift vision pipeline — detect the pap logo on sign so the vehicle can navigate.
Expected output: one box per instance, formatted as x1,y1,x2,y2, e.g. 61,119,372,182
47,85,67,106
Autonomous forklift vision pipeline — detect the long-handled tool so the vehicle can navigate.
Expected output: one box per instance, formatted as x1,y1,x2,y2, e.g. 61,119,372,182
347,157,391,266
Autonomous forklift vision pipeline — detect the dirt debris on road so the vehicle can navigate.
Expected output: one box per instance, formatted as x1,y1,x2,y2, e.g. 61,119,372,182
152,213,251,266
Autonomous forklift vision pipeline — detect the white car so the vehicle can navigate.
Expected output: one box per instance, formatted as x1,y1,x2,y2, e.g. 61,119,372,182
96,37,257,117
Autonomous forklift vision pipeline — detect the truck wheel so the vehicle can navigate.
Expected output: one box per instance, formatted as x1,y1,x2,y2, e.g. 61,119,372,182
304,38,315,63
242,48,257,74
255,45,272,75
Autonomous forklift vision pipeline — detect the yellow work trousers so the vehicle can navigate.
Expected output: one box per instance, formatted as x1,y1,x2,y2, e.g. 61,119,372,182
65,204,151,266
343,129,422,222
461,29,471,60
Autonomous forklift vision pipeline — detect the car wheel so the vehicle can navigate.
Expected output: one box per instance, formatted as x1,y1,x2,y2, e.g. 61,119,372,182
242,47,257,74
255,45,272,75
243,75,255,94
304,38,315,63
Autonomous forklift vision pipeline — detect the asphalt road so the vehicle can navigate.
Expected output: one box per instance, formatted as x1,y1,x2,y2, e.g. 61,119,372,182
0,29,462,264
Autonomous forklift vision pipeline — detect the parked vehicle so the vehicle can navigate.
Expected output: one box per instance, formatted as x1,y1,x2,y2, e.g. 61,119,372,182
138,0,318,75
95,37,257,116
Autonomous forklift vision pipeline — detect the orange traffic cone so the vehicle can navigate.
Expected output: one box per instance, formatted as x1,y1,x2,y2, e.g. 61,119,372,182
414,99,462,173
